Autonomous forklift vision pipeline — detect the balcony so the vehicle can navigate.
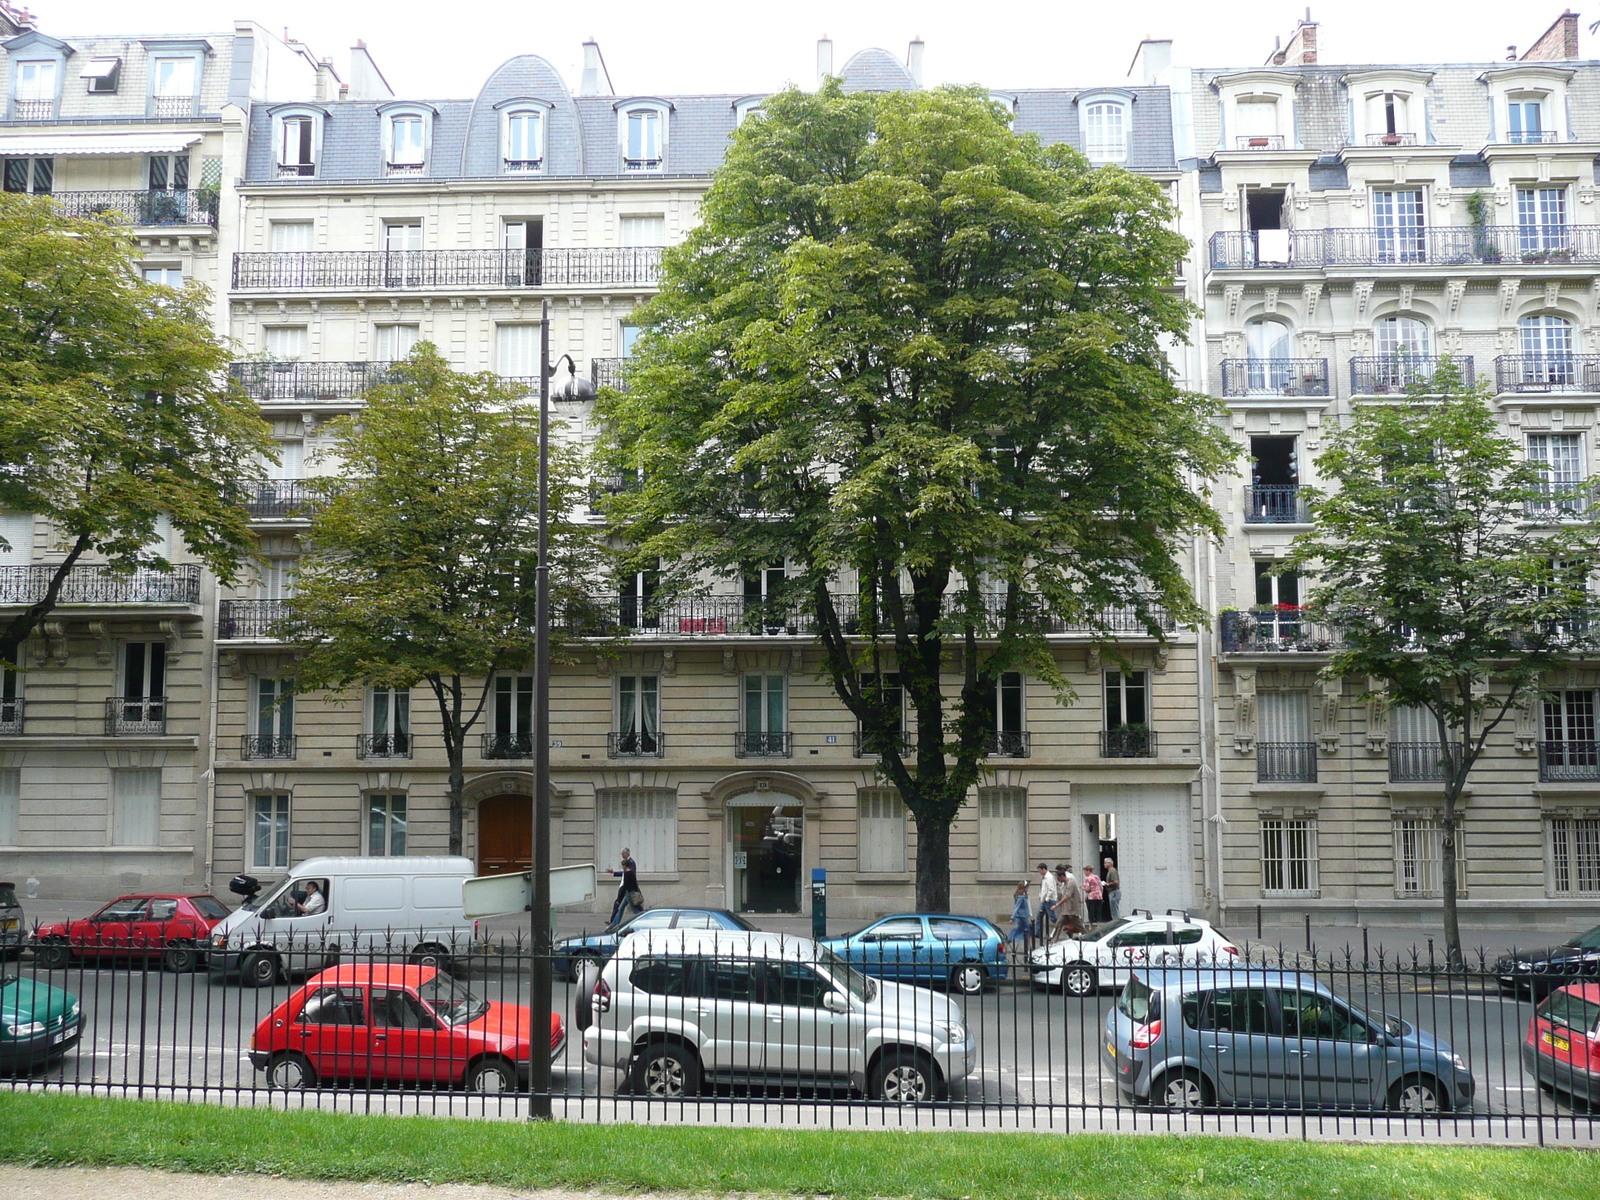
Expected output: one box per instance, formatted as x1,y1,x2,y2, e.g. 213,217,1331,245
218,599,293,640
482,732,534,760
1257,742,1317,783
243,480,316,519
11,99,52,120
1541,741,1600,782
1100,727,1155,758
1220,608,1341,654
608,730,663,758
52,189,217,227
1361,133,1419,146
0,564,200,607
358,733,412,759
734,731,792,758
1209,225,1600,270
1350,355,1475,395
241,735,296,760
1495,355,1600,394
591,358,630,392
1220,359,1330,398
854,729,914,758
232,247,664,292
1234,135,1286,150
105,696,166,736
0,698,23,735
1244,485,1308,524
1503,130,1561,144
1389,741,1455,782
151,96,196,119
229,360,401,402
986,730,1032,758
1524,485,1590,520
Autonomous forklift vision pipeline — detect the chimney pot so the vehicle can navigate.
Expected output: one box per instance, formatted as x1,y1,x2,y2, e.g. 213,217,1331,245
906,37,925,88
817,36,834,87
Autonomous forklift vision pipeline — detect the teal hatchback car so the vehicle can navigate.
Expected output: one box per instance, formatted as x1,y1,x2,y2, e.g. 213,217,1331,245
820,914,1009,996
0,973,83,1073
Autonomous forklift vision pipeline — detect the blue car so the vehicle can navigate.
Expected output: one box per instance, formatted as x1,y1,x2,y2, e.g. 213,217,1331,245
553,908,757,981
820,913,1009,995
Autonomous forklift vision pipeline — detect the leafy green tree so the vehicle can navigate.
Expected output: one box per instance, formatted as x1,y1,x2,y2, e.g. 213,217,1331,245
0,193,271,655
288,345,596,855
1288,368,1600,963
599,84,1230,910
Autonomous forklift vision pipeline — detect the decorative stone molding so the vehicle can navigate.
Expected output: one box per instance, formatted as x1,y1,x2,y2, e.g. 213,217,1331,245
1515,693,1539,753
1398,284,1415,312
660,648,676,677
700,770,824,820
159,621,183,665
1353,279,1376,320
1263,286,1280,314
1544,280,1562,309
1223,285,1245,324
1318,676,1342,754
1232,667,1257,755
1086,645,1102,673
1364,678,1389,754
36,621,67,667
87,621,113,665
1301,282,1323,321
1153,644,1169,672
1499,278,1522,319
1445,278,1467,321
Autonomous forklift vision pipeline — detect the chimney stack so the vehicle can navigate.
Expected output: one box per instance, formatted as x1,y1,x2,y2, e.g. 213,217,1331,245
580,40,612,96
1520,11,1581,60
1266,12,1317,66
906,37,924,87
817,36,834,87
1127,38,1173,85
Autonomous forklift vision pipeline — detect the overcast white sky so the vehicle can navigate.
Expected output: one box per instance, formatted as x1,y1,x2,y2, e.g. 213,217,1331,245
37,1,1593,98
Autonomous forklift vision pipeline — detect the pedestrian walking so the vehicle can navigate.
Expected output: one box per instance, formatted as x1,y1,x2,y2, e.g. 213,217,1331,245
1035,862,1059,941
1010,880,1031,955
1082,864,1103,925
1055,863,1084,940
1103,856,1121,921
608,848,644,927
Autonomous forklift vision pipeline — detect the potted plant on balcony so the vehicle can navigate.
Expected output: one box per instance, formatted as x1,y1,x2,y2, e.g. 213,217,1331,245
1465,191,1499,263
1380,133,1404,146
1108,722,1151,756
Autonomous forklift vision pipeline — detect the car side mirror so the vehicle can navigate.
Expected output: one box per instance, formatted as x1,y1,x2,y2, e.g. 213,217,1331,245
822,991,849,1013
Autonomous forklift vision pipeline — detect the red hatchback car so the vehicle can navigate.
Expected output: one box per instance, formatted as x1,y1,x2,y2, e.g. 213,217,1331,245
249,964,565,1093
34,894,231,973
1523,981,1600,1105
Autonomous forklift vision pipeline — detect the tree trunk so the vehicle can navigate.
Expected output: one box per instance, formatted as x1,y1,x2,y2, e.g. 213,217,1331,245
1439,786,1464,969
913,807,952,912
446,741,465,858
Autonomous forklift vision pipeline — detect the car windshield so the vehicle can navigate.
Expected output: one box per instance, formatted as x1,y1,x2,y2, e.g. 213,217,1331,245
1091,918,1131,941
819,946,877,1002
1564,924,1600,950
418,970,491,1026
242,878,293,913
724,912,759,931
1538,989,1600,1034
0,885,17,908
190,896,229,920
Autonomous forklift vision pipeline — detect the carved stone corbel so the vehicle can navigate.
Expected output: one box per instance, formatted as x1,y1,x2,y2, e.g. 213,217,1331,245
722,648,736,675
660,648,676,678
87,621,114,665
39,620,67,667
1153,644,1169,672
789,645,804,674
1318,676,1343,754
1232,668,1257,755
221,649,245,679
1514,689,1539,753
1364,677,1389,754
159,621,182,666
1086,645,1102,673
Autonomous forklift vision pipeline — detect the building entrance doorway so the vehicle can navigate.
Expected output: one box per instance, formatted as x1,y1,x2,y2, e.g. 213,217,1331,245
730,799,802,913
477,794,531,876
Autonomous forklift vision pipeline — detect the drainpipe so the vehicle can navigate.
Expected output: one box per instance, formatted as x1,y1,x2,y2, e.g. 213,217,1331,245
202,573,222,893
1200,518,1227,925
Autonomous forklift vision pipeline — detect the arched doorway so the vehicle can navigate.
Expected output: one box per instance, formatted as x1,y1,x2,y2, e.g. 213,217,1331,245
728,795,802,913
477,794,531,876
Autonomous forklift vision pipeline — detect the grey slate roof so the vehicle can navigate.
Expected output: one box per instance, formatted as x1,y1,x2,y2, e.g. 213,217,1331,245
837,48,917,92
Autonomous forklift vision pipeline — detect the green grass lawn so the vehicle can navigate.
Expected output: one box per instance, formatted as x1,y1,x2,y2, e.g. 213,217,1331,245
0,1091,1591,1200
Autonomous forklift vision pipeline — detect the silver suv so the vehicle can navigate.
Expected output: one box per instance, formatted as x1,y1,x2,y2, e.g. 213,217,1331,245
583,929,976,1103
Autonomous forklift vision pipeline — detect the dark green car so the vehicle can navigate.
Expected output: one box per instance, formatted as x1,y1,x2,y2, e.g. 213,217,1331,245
0,973,83,1073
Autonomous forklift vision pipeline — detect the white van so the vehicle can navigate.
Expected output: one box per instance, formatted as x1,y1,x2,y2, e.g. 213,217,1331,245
206,856,475,987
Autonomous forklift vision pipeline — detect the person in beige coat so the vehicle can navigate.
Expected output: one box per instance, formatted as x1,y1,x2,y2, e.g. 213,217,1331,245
1054,864,1085,940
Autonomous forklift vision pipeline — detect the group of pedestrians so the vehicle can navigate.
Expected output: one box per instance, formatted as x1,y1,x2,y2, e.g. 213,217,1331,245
1009,858,1121,951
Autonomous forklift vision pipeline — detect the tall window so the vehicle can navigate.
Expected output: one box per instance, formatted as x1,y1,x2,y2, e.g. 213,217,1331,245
1393,817,1459,897
1254,561,1302,641
147,153,189,191
492,674,533,751
120,642,165,730
1083,102,1126,161
740,674,787,756
987,671,1026,757
13,60,56,117
619,214,665,246
503,109,543,171
277,116,316,176
743,560,787,631
1518,186,1568,252
1527,433,1586,515
367,793,407,856
264,325,308,361
113,768,162,846
502,218,542,286
1258,691,1316,783
1260,818,1317,895
1548,817,1600,896
1103,669,1149,757
596,788,677,873
251,793,290,869
1508,95,1546,143
623,109,663,170
374,324,419,363
619,567,659,629
496,324,540,379
1374,314,1431,358
0,511,33,565
1543,690,1598,777
616,674,660,755
1519,314,1577,387
0,768,18,844
368,686,410,758
977,787,1027,875
253,678,295,758
384,221,423,286
856,672,906,756
1372,189,1426,264
152,57,196,112
387,115,425,172
1243,318,1294,393
1234,98,1279,142
1389,704,1450,782
0,644,19,734
2,156,52,194
1365,91,1412,138
254,557,296,600
857,788,905,873
620,324,642,358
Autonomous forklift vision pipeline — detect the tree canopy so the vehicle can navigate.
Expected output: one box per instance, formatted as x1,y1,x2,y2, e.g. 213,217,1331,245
599,84,1230,909
0,193,272,652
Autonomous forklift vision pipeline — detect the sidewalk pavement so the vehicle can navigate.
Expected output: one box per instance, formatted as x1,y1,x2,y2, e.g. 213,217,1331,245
0,1165,640,1200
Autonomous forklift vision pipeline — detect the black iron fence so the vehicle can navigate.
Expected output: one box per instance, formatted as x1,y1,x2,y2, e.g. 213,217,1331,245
608,730,663,758
243,480,317,519
232,248,664,291
986,731,1032,758
0,563,200,606
241,735,297,760
229,361,402,402
1539,740,1600,782
1244,485,1308,524
1219,359,1330,397
1495,354,1600,394
1210,224,1600,270
1257,741,1318,783
0,697,23,735
734,731,792,758
5,927,1599,1140
591,358,629,392
482,732,534,760
104,696,166,736
1350,355,1475,395
1100,728,1155,758
53,188,218,226
1219,608,1341,653
359,733,413,759
1389,741,1456,783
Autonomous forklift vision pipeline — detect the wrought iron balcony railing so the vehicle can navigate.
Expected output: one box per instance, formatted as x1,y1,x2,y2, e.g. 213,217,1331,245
608,730,663,758
52,189,217,226
1524,484,1590,519
1234,135,1286,150
1350,355,1475,395
105,696,166,736
0,564,200,606
1541,740,1600,781
1220,608,1341,653
218,599,293,640
229,360,402,401
591,358,630,392
1495,355,1600,394
1210,225,1600,270
1362,132,1419,146
482,732,534,760
1220,359,1330,398
1100,728,1155,758
986,730,1032,758
0,698,23,735
242,735,296,760
734,731,792,758
232,247,664,291
358,733,412,759
243,480,316,519
1257,741,1318,783
151,96,196,119
1505,129,1561,144
1244,485,1309,524
854,729,914,757
1389,741,1457,782
11,99,52,120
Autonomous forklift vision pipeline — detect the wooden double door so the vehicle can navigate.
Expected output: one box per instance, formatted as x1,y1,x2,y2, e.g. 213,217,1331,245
477,794,532,876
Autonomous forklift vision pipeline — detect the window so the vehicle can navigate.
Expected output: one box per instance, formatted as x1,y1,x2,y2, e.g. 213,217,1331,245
615,674,660,756
1365,91,1412,139
1527,433,1586,515
502,108,544,172
1234,98,1280,146
1548,817,1600,897
491,674,534,756
119,642,165,730
619,214,665,247
1103,669,1150,757
1374,315,1431,358
734,97,767,125
81,57,120,94
977,786,1027,875
255,557,296,600
277,115,317,177
1508,94,1546,143
497,324,541,379
501,218,542,286
264,326,308,360
742,560,787,631
367,793,407,856
0,644,19,734
147,153,189,191
1518,187,1568,253
298,987,365,1027
112,768,161,846
857,788,905,873
1243,318,1294,393
1518,315,1577,388
1258,690,1316,782
740,674,787,756
1393,817,1461,898
2,157,52,194
1260,818,1317,895
384,221,423,286
251,792,290,869
374,324,420,362
252,678,295,758
0,512,29,565
141,266,183,287
151,56,196,117
620,323,642,358
1542,690,1598,778
621,106,665,171
1082,101,1127,162
618,566,659,629
367,686,410,758
0,768,18,843
1254,561,1302,640
13,60,56,117
1372,189,1426,264
269,221,313,253
596,787,677,873
856,671,906,756
986,670,1026,757
1389,704,1453,781
386,114,426,174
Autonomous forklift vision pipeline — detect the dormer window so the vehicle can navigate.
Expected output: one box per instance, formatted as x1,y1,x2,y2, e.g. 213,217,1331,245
732,96,766,126
152,57,197,118
617,101,671,173
13,60,56,120
81,57,120,94
1345,71,1432,147
271,107,326,179
503,109,544,173
1481,67,1572,146
1084,102,1126,162
379,106,433,177
1508,93,1549,143
1367,93,1412,143
1235,99,1281,148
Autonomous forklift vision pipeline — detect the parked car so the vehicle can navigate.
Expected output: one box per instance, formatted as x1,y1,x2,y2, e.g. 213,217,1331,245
1030,912,1239,996
33,893,231,973
554,907,758,982
1103,967,1475,1113
0,882,22,961
0,971,82,1073
1496,924,1600,1000
1522,982,1600,1105
819,913,1009,995
584,928,976,1103
248,963,563,1092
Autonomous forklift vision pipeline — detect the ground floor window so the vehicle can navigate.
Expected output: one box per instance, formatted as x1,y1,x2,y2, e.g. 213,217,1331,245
251,792,290,870
857,787,905,873
367,792,407,856
0,767,17,843
112,768,161,846
596,787,677,874
978,786,1027,875
1393,817,1465,898
1260,817,1317,896
1548,817,1600,897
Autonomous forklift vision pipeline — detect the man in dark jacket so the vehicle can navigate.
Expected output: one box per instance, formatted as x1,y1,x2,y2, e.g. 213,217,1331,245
609,849,642,927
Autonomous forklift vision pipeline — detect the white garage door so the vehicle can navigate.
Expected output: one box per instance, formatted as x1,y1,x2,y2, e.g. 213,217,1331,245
1073,784,1194,918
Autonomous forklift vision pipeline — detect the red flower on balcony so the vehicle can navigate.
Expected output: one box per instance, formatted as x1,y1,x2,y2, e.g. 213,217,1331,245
1273,604,1306,613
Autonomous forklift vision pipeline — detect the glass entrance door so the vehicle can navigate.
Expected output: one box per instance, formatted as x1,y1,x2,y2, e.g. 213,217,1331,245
731,802,802,913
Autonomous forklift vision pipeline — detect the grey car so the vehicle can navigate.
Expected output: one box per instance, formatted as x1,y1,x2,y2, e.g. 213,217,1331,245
1103,967,1476,1113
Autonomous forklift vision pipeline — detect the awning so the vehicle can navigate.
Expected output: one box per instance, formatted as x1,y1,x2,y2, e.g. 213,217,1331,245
0,132,202,157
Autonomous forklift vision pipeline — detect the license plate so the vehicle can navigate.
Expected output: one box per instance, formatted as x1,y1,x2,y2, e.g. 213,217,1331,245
0,919,16,930
1107,1041,1117,1058
50,1028,68,1044
1545,1032,1571,1052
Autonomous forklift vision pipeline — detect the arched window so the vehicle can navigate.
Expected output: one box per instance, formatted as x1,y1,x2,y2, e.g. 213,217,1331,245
270,106,327,178
502,108,545,173
616,101,671,172
1244,318,1295,394
1517,314,1577,388
380,105,434,176
1369,316,1433,392
1375,315,1432,357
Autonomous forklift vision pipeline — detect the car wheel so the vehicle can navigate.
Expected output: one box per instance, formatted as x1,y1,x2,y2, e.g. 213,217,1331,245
871,1050,944,1105
568,953,598,985
950,964,986,996
266,1052,314,1090
35,942,71,970
163,944,197,973
573,960,598,1031
1388,1075,1448,1114
1063,963,1097,997
408,944,450,971
631,1040,701,1099
466,1058,516,1094
1158,1069,1210,1111
241,952,280,988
